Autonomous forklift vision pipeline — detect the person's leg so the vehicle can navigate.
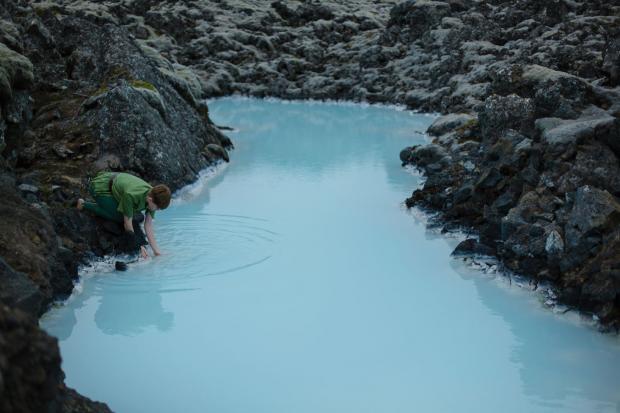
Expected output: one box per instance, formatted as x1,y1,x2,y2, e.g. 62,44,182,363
83,195,124,222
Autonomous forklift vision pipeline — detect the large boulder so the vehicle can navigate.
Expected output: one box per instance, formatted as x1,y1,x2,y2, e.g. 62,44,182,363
387,0,451,37
478,94,536,140
427,113,476,136
31,15,231,190
400,143,450,168
271,1,334,26
0,43,33,101
0,257,43,315
564,186,620,253
536,112,616,147
0,175,77,316
602,35,620,86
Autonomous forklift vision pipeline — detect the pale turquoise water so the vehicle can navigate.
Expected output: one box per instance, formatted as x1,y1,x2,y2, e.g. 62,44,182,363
42,98,620,413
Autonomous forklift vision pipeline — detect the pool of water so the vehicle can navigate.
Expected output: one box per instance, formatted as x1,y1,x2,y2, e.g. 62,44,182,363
42,98,620,413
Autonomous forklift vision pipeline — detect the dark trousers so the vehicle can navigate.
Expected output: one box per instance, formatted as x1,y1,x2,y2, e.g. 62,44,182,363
83,184,124,222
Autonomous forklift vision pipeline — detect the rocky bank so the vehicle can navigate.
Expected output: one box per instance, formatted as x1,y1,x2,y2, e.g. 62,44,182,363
0,0,231,410
1,0,620,411
81,0,619,328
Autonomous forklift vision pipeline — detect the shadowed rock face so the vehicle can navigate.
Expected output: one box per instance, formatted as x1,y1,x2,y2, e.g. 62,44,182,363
0,1,233,315
0,304,113,413
402,93,620,330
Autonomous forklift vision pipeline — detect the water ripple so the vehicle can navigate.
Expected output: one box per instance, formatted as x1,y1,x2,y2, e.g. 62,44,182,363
88,212,277,289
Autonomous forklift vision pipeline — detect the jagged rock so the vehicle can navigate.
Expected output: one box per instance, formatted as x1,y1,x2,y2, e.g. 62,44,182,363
0,304,113,413
0,43,33,101
427,113,476,136
0,19,22,52
400,143,450,168
537,112,616,146
0,258,43,315
556,143,620,195
545,229,564,255
478,94,535,140
602,35,620,86
475,168,503,190
271,1,334,26
0,175,78,315
452,238,495,256
387,0,451,37
203,143,229,162
17,183,38,194
564,186,620,252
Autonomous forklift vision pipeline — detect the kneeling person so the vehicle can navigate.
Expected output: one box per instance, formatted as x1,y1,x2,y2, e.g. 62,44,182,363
78,172,171,257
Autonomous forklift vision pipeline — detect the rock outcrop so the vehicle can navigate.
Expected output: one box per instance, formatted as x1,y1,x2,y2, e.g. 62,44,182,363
393,0,620,331
0,304,112,413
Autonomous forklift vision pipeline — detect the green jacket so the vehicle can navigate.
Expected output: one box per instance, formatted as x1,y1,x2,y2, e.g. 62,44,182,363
90,172,155,218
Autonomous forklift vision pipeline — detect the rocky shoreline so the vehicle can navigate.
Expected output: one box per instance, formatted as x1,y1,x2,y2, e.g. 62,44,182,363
1,0,619,411
1,1,231,410
104,0,619,329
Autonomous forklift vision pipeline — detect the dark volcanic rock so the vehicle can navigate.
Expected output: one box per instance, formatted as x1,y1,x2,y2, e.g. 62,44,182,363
27,14,231,190
0,304,112,413
564,186,620,266
479,95,536,140
387,0,451,38
0,175,77,316
0,257,43,315
602,34,620,86
452,238,496,257
271,1,334,26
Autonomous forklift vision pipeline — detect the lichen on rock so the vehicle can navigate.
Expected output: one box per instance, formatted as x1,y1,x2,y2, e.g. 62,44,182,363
0,43,33,101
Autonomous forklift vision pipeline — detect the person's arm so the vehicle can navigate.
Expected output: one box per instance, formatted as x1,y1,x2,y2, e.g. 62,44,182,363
144,213,161,256
124,215,148,258
123,215,134,233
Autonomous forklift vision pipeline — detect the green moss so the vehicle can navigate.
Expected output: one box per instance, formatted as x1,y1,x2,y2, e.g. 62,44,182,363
0,43,34,100
455,118,481,143
129,79,157,92
93,67,157,96
32,2,63,17
462,118,478,129
455,118,479,134
103,66,131,84
91,85,109,97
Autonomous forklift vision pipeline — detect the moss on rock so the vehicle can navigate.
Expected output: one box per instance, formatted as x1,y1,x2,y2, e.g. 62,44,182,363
129,79,157,91
0,43,34,101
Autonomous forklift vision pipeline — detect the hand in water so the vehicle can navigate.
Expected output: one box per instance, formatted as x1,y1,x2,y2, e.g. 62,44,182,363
140,246,149,259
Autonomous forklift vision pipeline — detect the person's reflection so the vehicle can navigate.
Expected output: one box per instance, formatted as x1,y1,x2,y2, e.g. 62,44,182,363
94,278,174,336
42,292,86,341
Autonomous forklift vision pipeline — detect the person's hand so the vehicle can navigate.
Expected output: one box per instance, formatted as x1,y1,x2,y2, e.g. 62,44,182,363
153,250,163,257
140,246,149,259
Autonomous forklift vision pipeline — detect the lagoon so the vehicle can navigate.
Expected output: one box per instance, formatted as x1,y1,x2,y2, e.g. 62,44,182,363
42,98,620,413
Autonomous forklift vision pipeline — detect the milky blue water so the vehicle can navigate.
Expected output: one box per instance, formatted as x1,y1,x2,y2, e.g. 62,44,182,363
42,98,620,413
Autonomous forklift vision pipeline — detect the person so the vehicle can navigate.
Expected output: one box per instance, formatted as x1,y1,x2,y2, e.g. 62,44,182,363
77,171,171,258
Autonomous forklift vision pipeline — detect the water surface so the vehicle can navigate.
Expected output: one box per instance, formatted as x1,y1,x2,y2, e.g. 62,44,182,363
42,98,620,413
